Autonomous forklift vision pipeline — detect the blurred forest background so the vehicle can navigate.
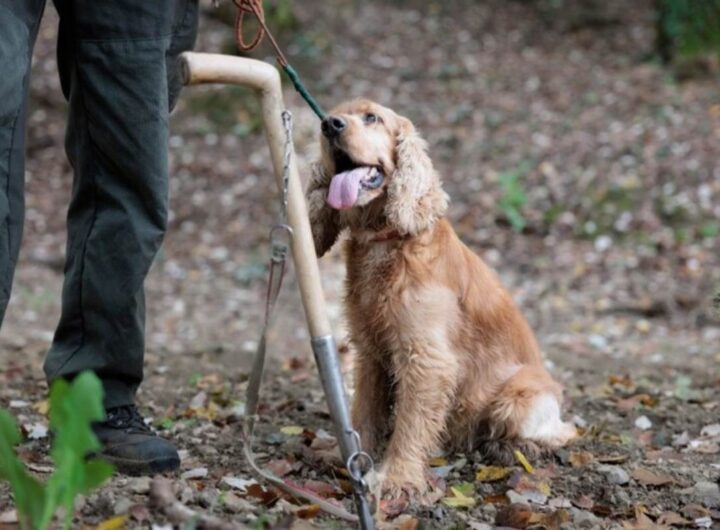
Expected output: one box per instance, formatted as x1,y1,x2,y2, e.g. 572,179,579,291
1,0,719,528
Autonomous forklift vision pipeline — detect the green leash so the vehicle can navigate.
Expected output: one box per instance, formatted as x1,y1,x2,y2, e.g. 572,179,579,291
233,0,327,120
282,64,326,120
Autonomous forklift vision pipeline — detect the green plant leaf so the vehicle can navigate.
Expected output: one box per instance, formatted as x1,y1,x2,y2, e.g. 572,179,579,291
45,372,113,529
0,410,47,527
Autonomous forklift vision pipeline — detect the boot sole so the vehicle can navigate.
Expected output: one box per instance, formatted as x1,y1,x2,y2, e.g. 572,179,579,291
102,454,180,476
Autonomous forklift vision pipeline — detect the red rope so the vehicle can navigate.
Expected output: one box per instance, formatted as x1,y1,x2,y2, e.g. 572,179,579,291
233,0,289,65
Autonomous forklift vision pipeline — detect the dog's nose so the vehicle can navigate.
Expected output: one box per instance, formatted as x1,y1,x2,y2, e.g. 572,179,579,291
321,115,347,137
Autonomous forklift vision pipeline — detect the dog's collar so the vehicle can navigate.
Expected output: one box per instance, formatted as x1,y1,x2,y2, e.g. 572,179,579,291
367,228,407,243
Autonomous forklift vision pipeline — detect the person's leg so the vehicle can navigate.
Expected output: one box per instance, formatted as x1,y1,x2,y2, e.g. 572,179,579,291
44,0,198,474
0,0,47,324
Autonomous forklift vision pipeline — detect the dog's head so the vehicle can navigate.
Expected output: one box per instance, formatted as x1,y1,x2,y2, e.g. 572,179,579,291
318,98,448,237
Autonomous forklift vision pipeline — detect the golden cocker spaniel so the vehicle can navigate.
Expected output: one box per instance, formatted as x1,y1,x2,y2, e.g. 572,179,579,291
306,99,576,498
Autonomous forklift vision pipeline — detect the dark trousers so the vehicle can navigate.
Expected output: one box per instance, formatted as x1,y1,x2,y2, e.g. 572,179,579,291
0,0,198,407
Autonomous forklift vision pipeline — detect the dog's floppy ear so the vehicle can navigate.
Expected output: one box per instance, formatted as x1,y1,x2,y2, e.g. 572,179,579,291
385,116,448,235
306,161,342,257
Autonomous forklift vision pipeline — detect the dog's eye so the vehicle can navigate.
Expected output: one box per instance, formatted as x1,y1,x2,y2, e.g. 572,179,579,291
364,113,379,125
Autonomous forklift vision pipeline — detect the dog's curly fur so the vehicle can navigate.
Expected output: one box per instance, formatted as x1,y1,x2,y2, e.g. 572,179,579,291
306,99,576,497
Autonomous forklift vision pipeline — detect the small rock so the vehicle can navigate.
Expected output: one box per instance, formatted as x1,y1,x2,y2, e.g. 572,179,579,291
222,476,257,492
549,497,572,509
113,497,133,515
26,423,48,440
181,467,208,480
570,507,600,528
432,506,446,520
129,476,151,495
468,523,493,530
197,488,219,508
222,492,254,513
198,445,219,457
694,516,713,528
481,502,497,516
588,334,608,350
572,415,588,429
635,415,652,430
188,391,207,409
693,481,720,508
506,490,527,504
701,424,720,437
179,486,194,504
597,465,630,485
594,235,613,252
613,487,632,506
673,431,690,447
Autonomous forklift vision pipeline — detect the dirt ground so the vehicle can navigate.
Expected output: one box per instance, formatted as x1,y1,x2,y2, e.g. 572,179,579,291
1,1,719,529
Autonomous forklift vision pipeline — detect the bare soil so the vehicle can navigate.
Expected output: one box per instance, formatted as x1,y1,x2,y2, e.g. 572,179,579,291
1,1,719,529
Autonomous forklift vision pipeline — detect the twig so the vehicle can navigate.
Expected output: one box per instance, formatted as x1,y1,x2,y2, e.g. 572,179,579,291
149,477,248,530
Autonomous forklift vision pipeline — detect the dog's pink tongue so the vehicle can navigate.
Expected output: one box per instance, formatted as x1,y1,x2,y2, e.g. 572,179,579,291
327,167,371,210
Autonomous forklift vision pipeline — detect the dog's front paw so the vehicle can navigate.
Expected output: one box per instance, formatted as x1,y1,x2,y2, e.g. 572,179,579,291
376,469,445,518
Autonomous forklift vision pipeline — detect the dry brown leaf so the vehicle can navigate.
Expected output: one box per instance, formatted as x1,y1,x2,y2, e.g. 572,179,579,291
266,458,293,477
631,468,674,487
656,511,689,526
596,453,629,464
295,504,321,519
622,505,669,530
568,451,594,468
496,502,532,528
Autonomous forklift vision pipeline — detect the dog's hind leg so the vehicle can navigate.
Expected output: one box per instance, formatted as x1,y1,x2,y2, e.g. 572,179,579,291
477,365,576,465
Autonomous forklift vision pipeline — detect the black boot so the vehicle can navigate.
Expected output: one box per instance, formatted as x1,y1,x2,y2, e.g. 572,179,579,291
93,405,180,475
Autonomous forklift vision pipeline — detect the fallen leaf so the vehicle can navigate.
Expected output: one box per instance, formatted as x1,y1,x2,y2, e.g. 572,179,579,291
514,449,534,473
596,453,629,464
429,456,448,467
573,495,594,510
483,493,508,504
394,515,419,530
622,505,668,530
529,509,571,529
631,468,674,487
568,451,594,468
657,512,689,526
295,504,321,519
496,502,532,528
441,485,476,509
266,459,293,477
222,476,257,492
616,394,657,411
280,425,303,436
682,504,709,519
453,481,475,496
476,466,512,482
33,400,49,416
245,483,279,506
609,375,634,388
180,467,208,480
300,479,341,499
93,515,129,530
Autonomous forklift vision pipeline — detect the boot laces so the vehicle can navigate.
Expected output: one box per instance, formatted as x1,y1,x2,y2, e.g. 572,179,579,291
104,405,152,433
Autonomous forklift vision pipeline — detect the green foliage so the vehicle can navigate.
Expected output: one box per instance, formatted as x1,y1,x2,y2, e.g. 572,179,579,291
498,164,530,232
0,371,113,530
658,0,720,59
